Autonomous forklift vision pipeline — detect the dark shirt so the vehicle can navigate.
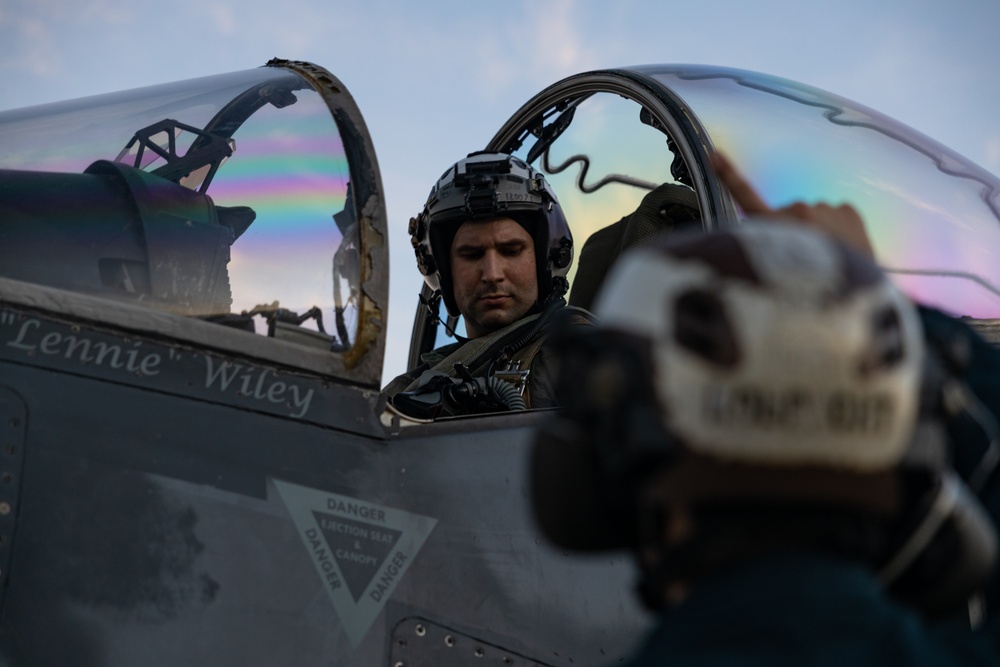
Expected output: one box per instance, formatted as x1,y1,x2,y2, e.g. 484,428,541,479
622,552,1000,667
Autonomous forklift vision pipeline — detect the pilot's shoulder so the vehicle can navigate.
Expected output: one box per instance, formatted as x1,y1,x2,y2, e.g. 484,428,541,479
418,340,464,366
558,304,598,328
550,306,598,336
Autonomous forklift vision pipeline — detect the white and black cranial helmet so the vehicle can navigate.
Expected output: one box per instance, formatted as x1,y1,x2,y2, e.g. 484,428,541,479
408,152,573,317
533,221,927,549
601,220,924,476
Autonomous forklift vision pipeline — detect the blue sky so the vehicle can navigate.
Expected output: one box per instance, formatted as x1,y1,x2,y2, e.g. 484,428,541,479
3,0,999,381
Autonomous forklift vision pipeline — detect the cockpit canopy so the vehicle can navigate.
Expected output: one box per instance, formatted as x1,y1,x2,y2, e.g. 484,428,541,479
0,61,383,377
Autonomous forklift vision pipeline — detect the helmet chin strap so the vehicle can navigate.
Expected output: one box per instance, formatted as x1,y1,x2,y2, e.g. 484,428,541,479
546,276,570,304
419,290,462,340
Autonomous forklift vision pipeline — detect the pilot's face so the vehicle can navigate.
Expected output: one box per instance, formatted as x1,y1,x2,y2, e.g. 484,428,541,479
450,217,538,339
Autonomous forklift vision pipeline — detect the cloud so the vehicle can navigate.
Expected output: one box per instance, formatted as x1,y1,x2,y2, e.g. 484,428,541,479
206,4,237,36
525,0,586,71
76,1,133,25
384,0,599,106
0,12,59,76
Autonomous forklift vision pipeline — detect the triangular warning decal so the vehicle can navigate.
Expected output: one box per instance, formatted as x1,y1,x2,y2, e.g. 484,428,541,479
274,479,437,647
311,511,403,602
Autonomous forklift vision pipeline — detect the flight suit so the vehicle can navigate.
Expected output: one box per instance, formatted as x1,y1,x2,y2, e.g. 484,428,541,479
382,305,592,412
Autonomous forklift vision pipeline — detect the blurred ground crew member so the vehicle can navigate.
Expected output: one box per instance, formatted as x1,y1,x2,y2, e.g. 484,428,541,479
531,209,1000,665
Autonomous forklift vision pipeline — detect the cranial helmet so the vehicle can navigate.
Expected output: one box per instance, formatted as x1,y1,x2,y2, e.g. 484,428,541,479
532,222,996,614
409,152,573,317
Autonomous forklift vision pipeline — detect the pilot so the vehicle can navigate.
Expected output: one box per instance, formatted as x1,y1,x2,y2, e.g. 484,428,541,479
383,151,591,418
531,201,1000,663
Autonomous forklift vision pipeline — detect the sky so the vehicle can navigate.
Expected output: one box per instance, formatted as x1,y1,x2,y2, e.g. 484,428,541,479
2,0,999,382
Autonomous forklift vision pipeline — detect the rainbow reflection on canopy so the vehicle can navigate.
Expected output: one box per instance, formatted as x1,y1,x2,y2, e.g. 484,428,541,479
0,64,363,352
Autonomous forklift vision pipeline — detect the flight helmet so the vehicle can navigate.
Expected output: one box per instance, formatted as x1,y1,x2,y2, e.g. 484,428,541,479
409,152,573,317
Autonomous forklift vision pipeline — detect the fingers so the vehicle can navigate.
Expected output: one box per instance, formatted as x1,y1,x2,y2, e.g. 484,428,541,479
776,201,875,259
710,152,876,259
710,152,772,215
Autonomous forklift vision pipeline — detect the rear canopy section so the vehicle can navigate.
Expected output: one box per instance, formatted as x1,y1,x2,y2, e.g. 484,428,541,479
409,64,1000,365
629,65,1000,322
0,59,387,387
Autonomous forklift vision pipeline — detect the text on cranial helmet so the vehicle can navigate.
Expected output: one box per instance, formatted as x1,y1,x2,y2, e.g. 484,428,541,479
701,384,896,434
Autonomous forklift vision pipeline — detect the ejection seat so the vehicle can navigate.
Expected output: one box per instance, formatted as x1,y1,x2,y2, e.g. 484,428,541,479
568,182,702,312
